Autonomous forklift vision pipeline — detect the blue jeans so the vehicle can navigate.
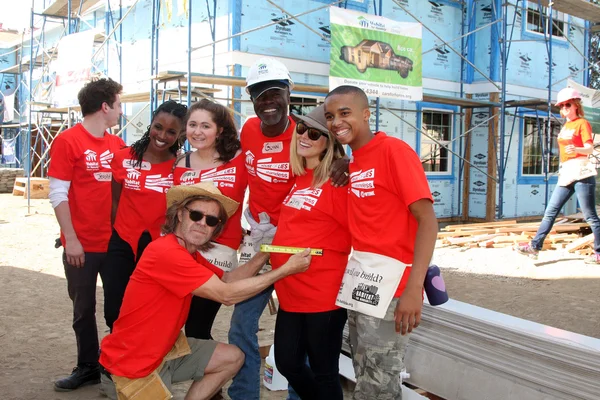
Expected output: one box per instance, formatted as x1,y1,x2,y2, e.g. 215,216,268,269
531,176,600,253
227,286,300,400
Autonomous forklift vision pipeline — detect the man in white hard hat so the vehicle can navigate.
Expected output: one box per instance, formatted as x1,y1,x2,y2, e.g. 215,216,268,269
227,57,299,400
99,182,312,400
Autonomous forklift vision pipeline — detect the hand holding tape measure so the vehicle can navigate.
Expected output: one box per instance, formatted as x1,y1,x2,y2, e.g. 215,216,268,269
260,244,323,256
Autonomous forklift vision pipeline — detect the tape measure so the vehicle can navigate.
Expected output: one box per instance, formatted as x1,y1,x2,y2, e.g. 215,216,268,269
260,244,323,256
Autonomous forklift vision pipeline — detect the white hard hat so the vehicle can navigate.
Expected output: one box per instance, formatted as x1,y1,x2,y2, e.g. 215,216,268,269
246,57,294,96
556,87,582,106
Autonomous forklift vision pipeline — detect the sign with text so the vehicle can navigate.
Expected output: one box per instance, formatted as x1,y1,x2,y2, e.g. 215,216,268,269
329,7,422,101
567,79,600,135
53,31,95,108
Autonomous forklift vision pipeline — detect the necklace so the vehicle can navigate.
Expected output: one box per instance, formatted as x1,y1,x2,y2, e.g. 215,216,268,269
261,118,290,135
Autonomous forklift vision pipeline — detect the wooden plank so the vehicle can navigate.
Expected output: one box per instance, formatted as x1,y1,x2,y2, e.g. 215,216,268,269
442,220,517,231
446,234,500,246
462,95,473,221
492,235,530,243
438,229,497,238
566,233,594,252
486,92,499,221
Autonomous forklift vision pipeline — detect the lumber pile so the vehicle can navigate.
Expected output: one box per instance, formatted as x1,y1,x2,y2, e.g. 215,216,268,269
0,168,24,193
439,219,594,255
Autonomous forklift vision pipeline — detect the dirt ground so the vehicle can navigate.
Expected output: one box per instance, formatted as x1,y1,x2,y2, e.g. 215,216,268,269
1,193,599,399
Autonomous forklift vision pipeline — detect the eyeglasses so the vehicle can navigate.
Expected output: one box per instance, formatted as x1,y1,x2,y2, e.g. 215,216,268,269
560,103,572,109
297,122,328,141
184,206,221,227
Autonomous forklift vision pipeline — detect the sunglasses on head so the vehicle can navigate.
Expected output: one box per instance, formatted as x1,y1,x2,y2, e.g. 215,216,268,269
297,122,328,141
560,102,572,109
184,206,221,227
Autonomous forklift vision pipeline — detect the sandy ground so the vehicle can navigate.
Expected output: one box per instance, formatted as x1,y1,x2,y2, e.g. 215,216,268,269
1,193,599,399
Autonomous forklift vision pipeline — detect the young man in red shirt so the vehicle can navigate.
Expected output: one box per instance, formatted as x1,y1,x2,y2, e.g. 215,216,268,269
48,78,124,391
324,86,438,400
99,182,311,400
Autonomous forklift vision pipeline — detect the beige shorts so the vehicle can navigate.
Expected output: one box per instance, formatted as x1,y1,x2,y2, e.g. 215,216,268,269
101,337,218,400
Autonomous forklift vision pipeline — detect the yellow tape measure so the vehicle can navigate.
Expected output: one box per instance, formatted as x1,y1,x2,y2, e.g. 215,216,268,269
260,244,323,256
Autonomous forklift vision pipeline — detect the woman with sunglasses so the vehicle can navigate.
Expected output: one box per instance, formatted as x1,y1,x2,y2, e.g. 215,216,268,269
517,87,600,264
268,104,350,400
103,100,188,331
173,99,248,341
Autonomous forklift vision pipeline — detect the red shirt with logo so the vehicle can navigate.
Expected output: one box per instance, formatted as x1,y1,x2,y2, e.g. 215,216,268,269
241,116,295,226
557,118,593,163
99,234,224,378
112,148,175,256
172,152,248,250
348,132,433,298
270,170,351,312
48,123,125,253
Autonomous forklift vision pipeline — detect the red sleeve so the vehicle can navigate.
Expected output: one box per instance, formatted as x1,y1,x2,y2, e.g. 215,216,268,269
389,141,433,206
48,134,76,181
196,253,225,279
580,120,593,145
330,184,349,230
146,244,216,298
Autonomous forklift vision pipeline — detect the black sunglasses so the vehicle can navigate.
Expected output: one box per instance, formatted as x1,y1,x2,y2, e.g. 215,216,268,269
560,102,572,109
185,206,221,227
297,122,328,141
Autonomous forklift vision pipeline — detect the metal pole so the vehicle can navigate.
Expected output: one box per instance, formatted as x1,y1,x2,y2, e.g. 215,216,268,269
545,1,553,206
27,3,34,214
150,0,157,112
498,0,507,218
187,0,192,107
374,0,382,132
67,0,72,34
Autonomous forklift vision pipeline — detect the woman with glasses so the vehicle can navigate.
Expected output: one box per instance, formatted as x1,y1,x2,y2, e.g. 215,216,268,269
103,100,188,331
173,99,248,340
516,87,600,264
268,104,350,400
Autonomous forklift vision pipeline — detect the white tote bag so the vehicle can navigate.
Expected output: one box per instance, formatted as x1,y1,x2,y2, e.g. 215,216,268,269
558,157,597,187
238,232,271,274
336,250,407,319
200,242,239,273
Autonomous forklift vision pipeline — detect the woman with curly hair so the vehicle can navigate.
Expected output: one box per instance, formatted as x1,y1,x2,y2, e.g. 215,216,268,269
173,99,248,341
103,100,188,331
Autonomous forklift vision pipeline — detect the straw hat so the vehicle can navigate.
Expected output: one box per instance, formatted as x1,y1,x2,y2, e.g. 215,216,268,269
166,182,239,217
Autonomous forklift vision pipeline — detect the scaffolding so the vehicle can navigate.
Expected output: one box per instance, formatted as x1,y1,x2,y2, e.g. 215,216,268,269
3,0,600,220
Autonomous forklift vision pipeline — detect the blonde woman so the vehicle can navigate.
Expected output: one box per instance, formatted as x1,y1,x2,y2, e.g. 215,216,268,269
517,87,600,263
269,104,350,400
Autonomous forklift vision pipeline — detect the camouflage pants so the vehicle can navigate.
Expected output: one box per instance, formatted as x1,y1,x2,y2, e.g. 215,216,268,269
348,299,410,400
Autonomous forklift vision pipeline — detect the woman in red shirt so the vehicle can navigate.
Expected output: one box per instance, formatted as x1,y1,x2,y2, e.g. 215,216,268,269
103,100,188,331
269,104,350,400
173,99,248,340
517,87,600,264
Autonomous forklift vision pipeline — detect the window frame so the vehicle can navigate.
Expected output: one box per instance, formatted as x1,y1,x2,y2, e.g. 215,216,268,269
517,113,561,184
417,106,455,177
523,1,569,42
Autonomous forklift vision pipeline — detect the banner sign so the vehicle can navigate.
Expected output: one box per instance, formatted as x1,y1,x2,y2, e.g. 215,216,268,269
329,7,422,101
567,79,600,134
2,137,16,164
53,31,95,108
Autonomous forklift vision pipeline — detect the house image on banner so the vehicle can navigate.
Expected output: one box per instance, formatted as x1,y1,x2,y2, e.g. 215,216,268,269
340,39,414,78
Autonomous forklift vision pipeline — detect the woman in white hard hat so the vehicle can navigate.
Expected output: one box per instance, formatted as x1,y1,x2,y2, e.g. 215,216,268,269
269,104,350,400
516,87,600,264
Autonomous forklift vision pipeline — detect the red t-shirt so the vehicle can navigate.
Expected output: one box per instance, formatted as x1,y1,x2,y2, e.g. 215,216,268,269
48,123,125,252
557,118,593,163
348,132,433,298
241,116,296,226
112,148,175,257
270,170,351,312
173,152,248,250
99,234,224,378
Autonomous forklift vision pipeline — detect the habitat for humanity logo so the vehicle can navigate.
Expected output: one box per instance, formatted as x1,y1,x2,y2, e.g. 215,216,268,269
356,16,385,31
258,63,268,76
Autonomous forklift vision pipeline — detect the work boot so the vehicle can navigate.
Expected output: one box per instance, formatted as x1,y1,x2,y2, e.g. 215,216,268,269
584,253,600,265
54,363,101,392
515,243,539,259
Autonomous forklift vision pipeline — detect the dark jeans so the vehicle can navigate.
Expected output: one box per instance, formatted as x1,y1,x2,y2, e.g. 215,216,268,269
185,296,222,340
102,229,152,331
63,251,107,366
274,307,347,400
531,176,600,253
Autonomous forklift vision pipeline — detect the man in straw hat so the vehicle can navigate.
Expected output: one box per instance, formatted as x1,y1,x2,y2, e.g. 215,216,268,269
98,182,312,400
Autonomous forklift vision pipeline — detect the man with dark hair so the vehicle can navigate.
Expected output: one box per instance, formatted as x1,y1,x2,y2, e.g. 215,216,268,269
49,78,124,391
324,85,438,400
99,182,311,400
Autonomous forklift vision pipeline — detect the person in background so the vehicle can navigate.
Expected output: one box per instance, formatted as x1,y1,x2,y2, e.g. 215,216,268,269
324,85,438,400
48,78,124,391
516,87,600,264
270,104,350,400
99,182,312,400
103,100,188,331
173,99,247,340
